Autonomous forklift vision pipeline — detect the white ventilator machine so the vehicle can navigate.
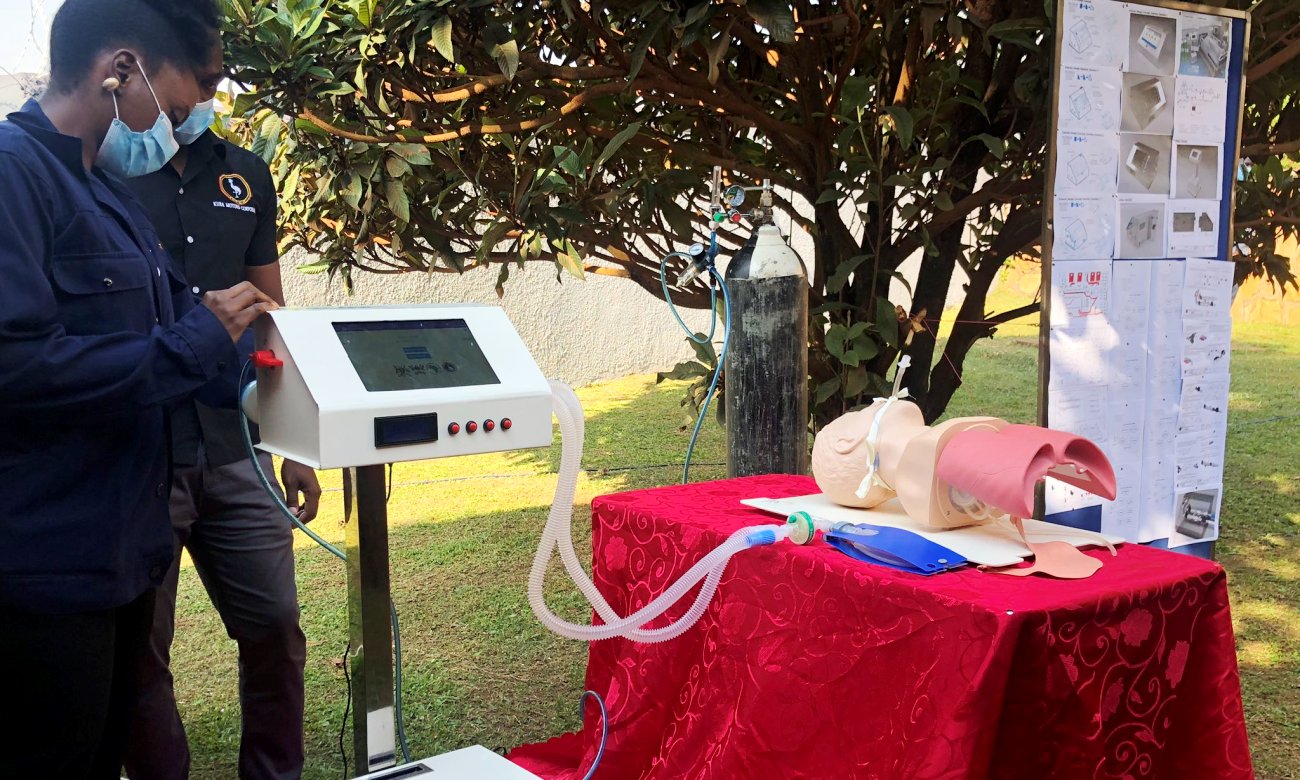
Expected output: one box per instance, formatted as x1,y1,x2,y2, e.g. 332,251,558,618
242,305,797,778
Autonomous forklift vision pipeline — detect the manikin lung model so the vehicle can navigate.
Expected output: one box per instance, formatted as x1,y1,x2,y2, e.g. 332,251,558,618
812,396,1117,531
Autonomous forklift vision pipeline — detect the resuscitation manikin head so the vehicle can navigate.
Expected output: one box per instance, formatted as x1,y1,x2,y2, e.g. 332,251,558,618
810,397,925,508
813,403,1118,531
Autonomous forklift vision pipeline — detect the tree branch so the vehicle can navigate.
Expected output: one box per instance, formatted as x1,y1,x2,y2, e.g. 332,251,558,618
1241,138,1300,159
299,82,628,143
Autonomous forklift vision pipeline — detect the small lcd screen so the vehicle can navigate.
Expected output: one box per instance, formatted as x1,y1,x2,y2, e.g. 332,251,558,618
333,319,501,392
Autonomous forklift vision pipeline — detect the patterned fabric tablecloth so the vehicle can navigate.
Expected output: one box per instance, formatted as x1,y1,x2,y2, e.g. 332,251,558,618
509,475,1252,779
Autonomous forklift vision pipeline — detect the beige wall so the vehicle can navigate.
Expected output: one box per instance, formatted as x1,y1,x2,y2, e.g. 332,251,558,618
1231,237,1300,325
281,248,712,387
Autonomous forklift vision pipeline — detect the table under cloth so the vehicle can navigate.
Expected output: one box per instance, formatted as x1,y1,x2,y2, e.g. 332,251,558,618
509,475,1252,779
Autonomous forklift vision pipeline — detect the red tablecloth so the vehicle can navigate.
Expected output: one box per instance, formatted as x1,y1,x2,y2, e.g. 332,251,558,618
509,475,1252,779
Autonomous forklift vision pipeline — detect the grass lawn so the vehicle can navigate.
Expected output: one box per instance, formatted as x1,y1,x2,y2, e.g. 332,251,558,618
170,300,1298,779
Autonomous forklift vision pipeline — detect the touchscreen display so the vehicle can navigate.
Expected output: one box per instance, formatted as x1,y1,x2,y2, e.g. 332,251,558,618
333,320,501,392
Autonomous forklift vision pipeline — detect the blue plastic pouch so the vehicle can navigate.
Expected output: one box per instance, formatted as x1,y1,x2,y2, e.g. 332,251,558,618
824,523,967,575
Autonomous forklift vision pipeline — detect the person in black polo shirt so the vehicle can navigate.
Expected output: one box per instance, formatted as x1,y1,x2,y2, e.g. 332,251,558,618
123,40,321,780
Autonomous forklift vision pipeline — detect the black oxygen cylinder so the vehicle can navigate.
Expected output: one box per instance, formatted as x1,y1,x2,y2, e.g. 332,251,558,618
723,225,810,477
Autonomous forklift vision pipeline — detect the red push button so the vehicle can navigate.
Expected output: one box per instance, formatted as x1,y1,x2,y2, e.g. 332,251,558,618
466,421,478,434
448,423,461,435
501,418,513,431
484,419,496,432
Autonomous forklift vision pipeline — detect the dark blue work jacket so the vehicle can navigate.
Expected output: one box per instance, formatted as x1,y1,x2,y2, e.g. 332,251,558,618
0,100,239,614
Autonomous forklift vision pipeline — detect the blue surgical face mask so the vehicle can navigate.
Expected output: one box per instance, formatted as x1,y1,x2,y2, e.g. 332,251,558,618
174,98,215,145
96,63,180,178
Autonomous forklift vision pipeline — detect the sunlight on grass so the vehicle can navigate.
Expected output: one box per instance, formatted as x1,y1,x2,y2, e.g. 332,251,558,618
1239,641,1283,668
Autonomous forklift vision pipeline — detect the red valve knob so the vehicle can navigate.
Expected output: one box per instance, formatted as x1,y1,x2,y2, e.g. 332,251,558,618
484,419,496,432
448,423,461,435
501,418,513,431
466,421,478,434
250,349,283,368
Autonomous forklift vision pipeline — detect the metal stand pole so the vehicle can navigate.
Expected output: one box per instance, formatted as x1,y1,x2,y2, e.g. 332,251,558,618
343,464,396,774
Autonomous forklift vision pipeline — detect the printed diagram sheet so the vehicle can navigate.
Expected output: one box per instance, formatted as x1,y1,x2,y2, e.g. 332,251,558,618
1054,197,1116,259
1121,73,1174,135
1126,7,1178,77
1116,196,1167,258
1178,11,1232,79
1056,131,1120,196
1118,133,1172,195
1058,67,1123,133
1174,76,1229,144
1046,260,1115,521
1062,0,1127,69
1167,198,1219,259
1168,258,1232,547
1050,259,1111,330
1171,144,1223,200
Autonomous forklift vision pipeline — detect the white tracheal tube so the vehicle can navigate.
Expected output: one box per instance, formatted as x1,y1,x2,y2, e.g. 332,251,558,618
531,381,791,643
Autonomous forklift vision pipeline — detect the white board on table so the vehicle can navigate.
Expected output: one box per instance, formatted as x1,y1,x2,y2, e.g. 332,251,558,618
741,493,1124,568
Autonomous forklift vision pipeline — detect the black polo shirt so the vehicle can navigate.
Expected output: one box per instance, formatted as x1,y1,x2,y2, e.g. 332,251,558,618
130,130,278,467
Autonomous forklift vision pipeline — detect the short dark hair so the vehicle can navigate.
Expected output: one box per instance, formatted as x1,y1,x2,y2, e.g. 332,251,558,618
48,0,221,93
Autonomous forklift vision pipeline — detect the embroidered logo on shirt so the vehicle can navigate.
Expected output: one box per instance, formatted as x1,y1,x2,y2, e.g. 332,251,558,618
218,173,253,205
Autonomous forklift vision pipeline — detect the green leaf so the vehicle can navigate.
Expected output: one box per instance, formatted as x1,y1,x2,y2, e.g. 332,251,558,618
825,323,849,360
551,146,584,178
747,0,796,43
430,16,454,62
390,143,433,165
294,118,330,138
973,133,1006,160
490,39,520,81
951,95,991,121
385,179,410,223
351,0,377,28
816,188,841,205
591,122,642,179
318,82,356,96
875,297,900,349
845,340,881,366
704,17,737,84
342,174,363,210
814,377,841,405
495,263,510,297
934,191,955,211
657,361,710,383
554,240,585,279
300,8,326,38
628,14,670,83
985,17,1046,40
479,219,511,259
281,165,301,201
882,105,914,149
826,253,872,294
297,259,332,274
688,334,718,365
231,91,262,117
839,76,871,113
843,366,870,399
385,155,411,178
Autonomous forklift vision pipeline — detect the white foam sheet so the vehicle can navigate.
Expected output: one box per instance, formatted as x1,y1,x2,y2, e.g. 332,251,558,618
741,494,1124,568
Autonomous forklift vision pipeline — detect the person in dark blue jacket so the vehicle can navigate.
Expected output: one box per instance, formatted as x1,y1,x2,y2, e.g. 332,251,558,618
0,1,277,775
